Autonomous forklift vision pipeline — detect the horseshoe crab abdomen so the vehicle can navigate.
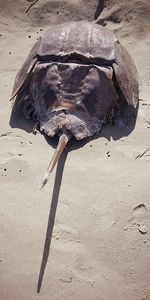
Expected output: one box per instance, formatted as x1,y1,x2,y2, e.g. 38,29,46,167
30,62,118,139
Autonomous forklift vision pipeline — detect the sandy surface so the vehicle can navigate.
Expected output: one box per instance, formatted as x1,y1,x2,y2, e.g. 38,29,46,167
0,1,150,299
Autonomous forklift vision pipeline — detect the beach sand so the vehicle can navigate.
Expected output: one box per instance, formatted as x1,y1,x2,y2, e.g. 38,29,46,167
0,0,150,299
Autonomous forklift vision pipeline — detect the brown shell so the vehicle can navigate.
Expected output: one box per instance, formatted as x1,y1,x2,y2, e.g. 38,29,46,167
113,42,139,108
37,21,117,62
10,39,41,100
11,21,139,108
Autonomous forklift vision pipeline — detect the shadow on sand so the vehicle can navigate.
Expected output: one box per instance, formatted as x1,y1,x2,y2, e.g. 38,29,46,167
37,149,68,293
94,0,106,20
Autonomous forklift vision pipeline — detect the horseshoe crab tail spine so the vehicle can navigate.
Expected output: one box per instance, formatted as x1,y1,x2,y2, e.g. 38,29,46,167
40,133,70,189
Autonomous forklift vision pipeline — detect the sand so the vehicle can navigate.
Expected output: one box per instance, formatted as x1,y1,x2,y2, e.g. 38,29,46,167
0,0,150,299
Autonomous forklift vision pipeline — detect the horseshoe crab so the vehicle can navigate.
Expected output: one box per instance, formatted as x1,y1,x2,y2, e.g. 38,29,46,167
11,21,139,188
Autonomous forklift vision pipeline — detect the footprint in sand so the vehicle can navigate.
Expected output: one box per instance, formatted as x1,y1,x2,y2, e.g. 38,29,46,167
133,204,148,217
74,254,126,299
125,204,148,234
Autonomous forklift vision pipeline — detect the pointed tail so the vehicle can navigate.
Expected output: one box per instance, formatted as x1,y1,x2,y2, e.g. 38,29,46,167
40,133,70,189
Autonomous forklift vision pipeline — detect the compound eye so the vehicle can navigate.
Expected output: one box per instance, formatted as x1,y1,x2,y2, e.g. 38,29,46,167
57,81,61,88
61,109,69,115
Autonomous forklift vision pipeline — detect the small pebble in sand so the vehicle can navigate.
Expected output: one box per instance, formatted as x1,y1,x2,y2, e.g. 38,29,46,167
138,225,148,234
107,151,110,157
28,35,31,38
60,275,72,283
